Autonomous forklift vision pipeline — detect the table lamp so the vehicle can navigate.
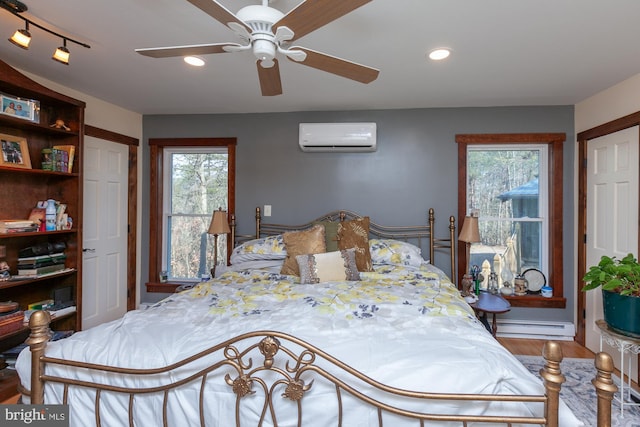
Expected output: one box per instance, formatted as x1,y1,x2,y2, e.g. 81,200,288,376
458,214,481,277
208,208,231,277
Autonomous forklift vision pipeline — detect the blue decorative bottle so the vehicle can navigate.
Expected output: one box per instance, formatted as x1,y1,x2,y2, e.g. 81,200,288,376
45,199,56,231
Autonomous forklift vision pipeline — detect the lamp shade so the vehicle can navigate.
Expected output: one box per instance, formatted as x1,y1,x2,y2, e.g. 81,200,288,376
52,45,70,64
9,28,31,49
458,216,480,243
208,209,231,235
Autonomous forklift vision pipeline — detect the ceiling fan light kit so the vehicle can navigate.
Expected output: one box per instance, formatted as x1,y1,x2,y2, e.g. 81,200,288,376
1,0,90,64
135,0,380,96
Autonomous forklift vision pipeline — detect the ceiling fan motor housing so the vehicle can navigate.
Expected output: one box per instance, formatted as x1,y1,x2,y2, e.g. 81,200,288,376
236,4,284,66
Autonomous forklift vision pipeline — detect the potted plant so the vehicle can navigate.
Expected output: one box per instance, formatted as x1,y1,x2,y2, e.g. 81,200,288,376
582,253,640,337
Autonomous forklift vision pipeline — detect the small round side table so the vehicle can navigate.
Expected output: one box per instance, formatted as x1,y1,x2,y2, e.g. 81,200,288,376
596,319,640,418
470,291,511,337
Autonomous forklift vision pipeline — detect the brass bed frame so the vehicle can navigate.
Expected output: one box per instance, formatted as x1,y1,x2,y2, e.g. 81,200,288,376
21,208,617,426
232,207,457,282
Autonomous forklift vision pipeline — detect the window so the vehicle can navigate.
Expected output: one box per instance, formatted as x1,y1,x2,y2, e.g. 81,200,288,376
148,138,236,290
456,133,565,308
163,147,228,280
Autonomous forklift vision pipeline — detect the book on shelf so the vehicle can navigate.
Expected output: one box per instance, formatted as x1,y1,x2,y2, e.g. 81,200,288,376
52,145,75,173
17,263,66,276
18,253,66,269
17,252,66,263
28,207,46,231
0,219,38,234
10,267,75,281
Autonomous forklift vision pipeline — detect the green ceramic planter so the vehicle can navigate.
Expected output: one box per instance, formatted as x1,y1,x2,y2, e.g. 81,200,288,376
602,289,640,337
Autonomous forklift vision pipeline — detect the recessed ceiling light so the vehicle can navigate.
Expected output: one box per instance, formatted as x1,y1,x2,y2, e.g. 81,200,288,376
184,56,205,66
428,48,451,61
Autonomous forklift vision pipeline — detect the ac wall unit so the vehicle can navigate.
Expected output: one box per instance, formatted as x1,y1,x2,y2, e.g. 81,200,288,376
299,123,377,152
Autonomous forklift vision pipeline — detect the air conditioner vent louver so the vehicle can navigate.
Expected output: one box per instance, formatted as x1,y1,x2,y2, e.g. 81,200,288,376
299,123,377,152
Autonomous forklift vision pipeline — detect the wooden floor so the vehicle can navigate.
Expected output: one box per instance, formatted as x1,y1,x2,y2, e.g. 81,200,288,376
498,337,596,358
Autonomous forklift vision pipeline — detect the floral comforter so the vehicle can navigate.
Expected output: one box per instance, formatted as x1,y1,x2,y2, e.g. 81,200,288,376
16,263,582,426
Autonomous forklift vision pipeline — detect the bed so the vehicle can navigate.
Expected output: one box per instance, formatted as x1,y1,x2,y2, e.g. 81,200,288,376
16,208,616,426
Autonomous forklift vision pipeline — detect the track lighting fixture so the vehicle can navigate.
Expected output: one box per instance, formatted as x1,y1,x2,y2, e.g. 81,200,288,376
1,0,90,64
9,21,30,49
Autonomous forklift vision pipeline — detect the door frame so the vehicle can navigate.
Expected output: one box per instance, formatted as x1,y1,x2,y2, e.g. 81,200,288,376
577,111,640,384
84,124,139,311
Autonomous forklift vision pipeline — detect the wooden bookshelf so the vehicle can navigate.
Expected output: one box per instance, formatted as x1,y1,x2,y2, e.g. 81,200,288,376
0,60,85,398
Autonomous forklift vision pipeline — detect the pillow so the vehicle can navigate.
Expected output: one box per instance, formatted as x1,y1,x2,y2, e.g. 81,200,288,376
337,217,373,272
296,249,360,284
314,220,340,252
281,224,327,276
230,234,286,264
369,239,425,267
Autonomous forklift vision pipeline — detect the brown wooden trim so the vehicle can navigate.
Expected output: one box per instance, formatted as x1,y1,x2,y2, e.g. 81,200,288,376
149,144,161,284
456,133,566,308
504,295,566,309
456,133,566,144
577,111,640,141
145,282,185,293
85,125,139,311
85,125,139,146
149,138,236,147
148,138,236,290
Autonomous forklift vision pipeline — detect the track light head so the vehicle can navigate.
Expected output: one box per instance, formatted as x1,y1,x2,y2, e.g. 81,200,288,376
9,26,30,49
52,39,70,64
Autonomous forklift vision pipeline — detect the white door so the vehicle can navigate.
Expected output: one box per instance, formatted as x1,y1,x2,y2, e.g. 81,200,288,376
82,137,129,329
585,126,638,380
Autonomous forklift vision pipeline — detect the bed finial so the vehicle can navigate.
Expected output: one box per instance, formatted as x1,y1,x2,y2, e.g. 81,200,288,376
592,351,616,427
26,310,52,405
540,340,565,427
255,206,261,238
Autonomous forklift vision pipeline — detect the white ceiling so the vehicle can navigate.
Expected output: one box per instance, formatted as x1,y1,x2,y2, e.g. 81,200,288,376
1,0,640,115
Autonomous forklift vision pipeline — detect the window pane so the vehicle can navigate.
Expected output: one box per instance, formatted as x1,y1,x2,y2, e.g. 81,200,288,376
165,150,229,280
467,147,546,289
167,215,227,280
170,153,228,215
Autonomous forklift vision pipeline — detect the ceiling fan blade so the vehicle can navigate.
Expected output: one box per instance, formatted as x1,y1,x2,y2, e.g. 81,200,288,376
275,0,372,42
288,47,379,84
257,59,283,96
186,0,252,34
135,43,241,58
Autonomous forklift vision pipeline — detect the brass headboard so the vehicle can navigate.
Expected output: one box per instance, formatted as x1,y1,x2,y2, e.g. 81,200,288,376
231,207,457,282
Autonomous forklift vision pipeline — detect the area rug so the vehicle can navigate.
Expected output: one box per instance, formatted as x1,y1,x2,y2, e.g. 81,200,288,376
516,355,640,426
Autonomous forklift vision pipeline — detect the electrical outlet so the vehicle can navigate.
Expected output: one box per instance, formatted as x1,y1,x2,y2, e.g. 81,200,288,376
264,205,272,217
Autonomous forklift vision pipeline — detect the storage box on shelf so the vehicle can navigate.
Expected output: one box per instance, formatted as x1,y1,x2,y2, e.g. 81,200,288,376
0,59,84,398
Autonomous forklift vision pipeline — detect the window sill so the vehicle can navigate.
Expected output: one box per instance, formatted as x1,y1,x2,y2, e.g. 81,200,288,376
146,281,192,293
503,294,566,308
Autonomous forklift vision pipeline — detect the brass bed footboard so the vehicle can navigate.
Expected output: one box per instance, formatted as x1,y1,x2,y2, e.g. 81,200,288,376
23,311,616,427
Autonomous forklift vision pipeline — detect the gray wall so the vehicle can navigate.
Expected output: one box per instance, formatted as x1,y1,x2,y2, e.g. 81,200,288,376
141,106,575,323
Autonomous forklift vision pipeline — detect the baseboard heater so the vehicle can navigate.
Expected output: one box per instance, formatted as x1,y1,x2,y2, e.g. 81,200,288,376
496,319,575,341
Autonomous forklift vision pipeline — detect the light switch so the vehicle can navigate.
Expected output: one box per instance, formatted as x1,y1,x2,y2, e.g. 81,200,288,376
264,205,272,217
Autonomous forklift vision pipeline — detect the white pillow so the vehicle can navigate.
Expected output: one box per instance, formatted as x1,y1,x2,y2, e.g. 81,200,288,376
296,249,360,284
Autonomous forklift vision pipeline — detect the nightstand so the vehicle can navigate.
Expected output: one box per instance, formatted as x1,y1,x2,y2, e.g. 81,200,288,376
469,291,511,337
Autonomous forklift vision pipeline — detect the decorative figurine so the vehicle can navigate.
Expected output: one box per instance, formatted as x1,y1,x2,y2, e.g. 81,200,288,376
50,119,70,131
461,274,474,297
0,261,10,281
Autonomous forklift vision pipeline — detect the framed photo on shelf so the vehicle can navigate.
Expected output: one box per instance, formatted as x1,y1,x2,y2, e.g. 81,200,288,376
0,92,40,123
0,133,32,169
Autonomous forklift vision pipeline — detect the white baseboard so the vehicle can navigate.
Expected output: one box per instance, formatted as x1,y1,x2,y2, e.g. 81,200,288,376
496,319,575,341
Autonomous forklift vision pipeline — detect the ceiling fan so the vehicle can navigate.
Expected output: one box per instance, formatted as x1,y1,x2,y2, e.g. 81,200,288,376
135,0,379,96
